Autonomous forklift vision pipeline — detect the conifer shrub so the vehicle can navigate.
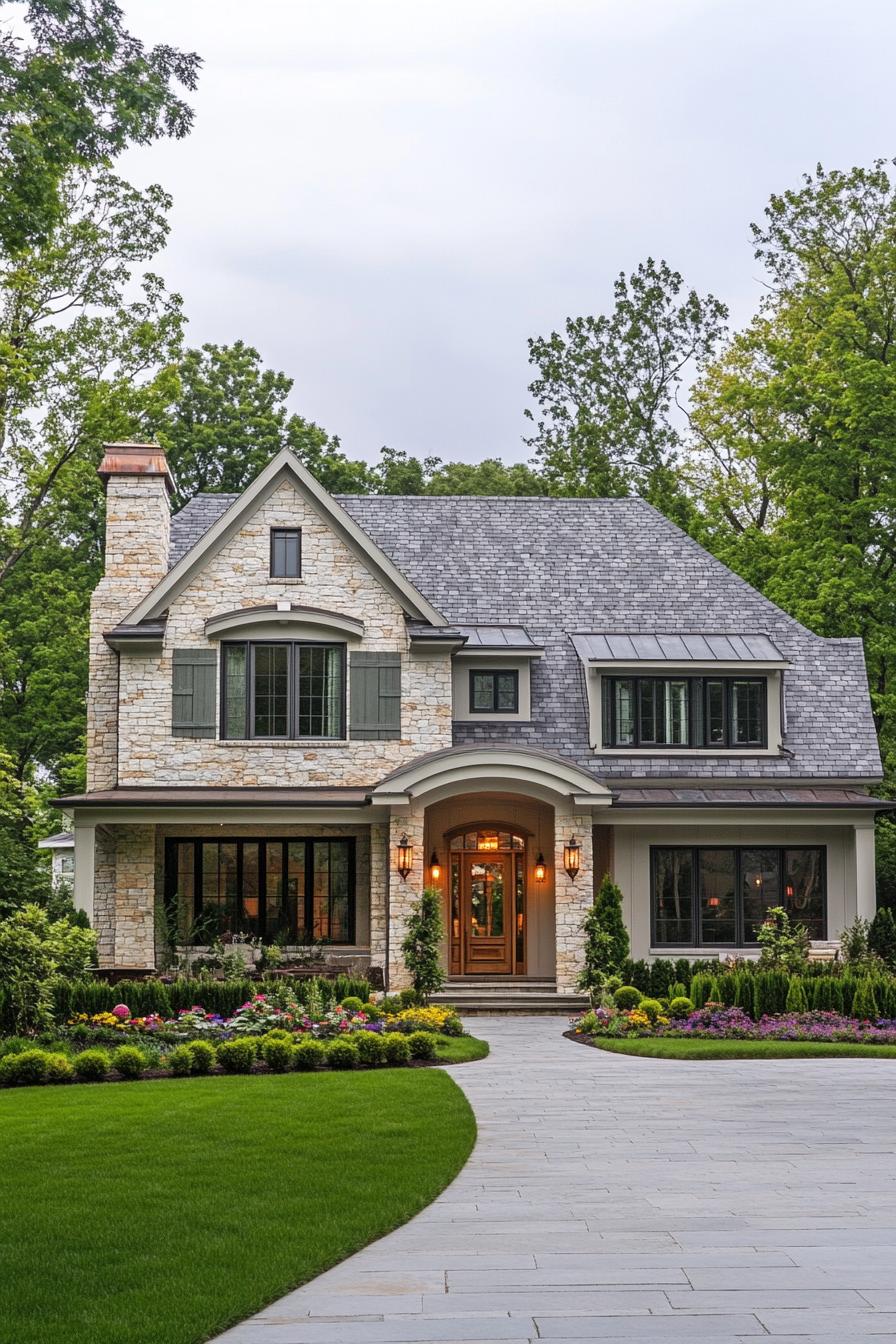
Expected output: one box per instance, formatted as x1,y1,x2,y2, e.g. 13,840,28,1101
669,981,688,1001
674,958,692,990
869,907,896,971
689,973,712,1009
407,1030,437,1060
851,977,879,1021
669,996,694,1018
111,1045,147,1080
1,1048,50,1085
73,1049,109,1082
45,1054,74,1083
354,1031,387,1066
784,978,809,1013
382,1032,411,1065
185,1040,215,1074
216,1039,255,1074
262,1037,294,1073
613,986,641,1010
167,1045,194,1077
706,977,723,1004
326,1038,358,1070
401,887,445,1000
812,977,834,1012
293,1039,326,1071
648,959,675,998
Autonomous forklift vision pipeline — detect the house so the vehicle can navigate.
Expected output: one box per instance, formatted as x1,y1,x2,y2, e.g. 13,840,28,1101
53,441,892,993
37,832,75,888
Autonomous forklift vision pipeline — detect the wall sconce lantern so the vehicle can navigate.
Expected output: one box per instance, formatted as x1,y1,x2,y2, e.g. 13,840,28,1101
563,836,582,880
534,852,547,882
429,849,441,882
396,834,413,882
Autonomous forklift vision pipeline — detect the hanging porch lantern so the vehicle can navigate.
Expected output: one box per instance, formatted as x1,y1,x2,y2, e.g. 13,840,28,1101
396,834,413,882
429,849,441,882
563,835,582,880
534,852,547,882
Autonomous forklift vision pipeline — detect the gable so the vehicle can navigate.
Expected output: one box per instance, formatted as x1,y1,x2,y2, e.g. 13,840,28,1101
123,448,445,628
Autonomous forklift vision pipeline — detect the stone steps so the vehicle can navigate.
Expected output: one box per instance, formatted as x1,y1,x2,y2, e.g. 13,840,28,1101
431,977,589,1015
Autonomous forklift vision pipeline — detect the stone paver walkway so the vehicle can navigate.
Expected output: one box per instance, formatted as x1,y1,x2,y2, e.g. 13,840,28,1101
216,1015,896,1343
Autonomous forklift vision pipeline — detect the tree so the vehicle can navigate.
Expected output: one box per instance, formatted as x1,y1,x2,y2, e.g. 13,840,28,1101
400,887,445,1000
869,905,896,971
686,162,896,782
0,0,199,255
526,258,727,517
147,341,371,506
578,874,629,997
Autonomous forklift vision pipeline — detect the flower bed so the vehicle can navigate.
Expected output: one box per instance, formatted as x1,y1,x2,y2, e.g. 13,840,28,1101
572,1001,896,1045
62,994,463,1044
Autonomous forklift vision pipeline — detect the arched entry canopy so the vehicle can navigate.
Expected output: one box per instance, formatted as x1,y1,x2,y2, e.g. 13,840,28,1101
370,745,613,808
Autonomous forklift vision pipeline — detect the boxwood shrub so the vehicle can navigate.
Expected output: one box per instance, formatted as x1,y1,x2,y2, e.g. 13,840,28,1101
326,1039,358,1070
216,1039,255,1074
354,1031,386,1066
73,1049,110,1082
293,1039,326,1071
111,1046,146,1080
407,1031,437,1061
382,1032,411,1066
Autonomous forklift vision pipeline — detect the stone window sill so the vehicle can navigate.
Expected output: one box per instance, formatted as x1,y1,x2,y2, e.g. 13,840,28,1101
215,739,349,749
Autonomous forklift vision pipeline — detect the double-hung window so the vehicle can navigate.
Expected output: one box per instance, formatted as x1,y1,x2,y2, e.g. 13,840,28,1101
221,641,345,739
603,676,767,748
270,528,301,578
652,845,826,946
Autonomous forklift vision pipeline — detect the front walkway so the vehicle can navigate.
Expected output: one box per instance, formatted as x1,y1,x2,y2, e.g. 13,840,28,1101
217,1016,896,1343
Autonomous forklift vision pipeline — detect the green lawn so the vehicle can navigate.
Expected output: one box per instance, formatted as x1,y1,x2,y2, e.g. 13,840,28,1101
592,1036,896,1060
434,1033,489,1064
0,1069,476,1344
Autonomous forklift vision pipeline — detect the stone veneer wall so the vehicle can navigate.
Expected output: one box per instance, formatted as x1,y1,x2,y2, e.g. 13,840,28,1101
87,475,170,788
553,804,594,993
386,806,425,991
115,479,453,787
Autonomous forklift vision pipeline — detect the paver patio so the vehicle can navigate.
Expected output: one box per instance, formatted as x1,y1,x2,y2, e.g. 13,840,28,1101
215,1015,896,1343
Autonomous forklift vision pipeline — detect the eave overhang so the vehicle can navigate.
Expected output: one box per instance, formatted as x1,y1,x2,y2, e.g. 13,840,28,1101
103,620,167,653
204,604,364,641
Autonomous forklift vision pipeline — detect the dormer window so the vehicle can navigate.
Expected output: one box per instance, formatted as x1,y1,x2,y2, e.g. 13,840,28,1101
603,676,767,749
270,528,301,578
470,669,519,714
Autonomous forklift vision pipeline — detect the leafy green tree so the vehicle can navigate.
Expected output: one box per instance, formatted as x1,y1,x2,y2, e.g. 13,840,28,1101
687,162,896,782
0,0,199,254
147,341,371,506
868,905,896,971
526,258,727,516
400,887,445,1000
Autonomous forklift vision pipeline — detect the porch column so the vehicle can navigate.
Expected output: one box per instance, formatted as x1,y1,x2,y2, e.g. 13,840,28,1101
73,823,96,925
554,803,594,994
368,822,389,976
112,825,157,970
854,819,877,923
387,804,425,992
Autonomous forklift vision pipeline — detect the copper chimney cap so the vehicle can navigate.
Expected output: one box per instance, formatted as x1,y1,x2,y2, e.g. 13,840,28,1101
97,442,175,494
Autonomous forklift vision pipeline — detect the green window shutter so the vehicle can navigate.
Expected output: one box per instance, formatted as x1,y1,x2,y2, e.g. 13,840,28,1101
172,649,217,738
350,652,401,740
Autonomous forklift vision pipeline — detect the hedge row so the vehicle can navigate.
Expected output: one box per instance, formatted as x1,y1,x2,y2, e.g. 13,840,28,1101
616,958,896,1019
0,974,372,1034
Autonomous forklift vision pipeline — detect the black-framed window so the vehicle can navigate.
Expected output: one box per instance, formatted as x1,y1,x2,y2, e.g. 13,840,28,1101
470,669,519,713
221,641,345,739
603,676,767,748
164,836,356,943
270,528,301,578
651,845,826,946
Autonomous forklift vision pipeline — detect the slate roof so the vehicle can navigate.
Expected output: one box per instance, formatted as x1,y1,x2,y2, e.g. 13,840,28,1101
168,492,883,782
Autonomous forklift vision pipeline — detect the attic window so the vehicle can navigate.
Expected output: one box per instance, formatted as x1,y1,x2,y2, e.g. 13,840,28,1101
270,528,301,578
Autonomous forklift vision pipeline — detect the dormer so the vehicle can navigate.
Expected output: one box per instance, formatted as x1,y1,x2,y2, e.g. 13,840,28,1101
451,626,544,723
572,633,789,755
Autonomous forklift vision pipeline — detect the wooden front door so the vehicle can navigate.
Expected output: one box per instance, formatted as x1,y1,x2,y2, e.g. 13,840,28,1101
462,854,513,974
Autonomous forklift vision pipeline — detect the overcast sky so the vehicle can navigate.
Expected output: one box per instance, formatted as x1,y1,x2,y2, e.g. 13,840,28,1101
122,0,896,465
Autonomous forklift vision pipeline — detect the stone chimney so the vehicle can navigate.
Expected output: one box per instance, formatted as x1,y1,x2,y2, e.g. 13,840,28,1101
87,443,175,789
97,442,175,581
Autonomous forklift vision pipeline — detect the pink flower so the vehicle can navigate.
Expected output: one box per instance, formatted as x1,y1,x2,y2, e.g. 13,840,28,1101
112,1003,130,1020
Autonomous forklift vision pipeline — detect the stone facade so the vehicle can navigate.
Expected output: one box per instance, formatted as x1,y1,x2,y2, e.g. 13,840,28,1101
386,806,425,991
114,479,453,786
553,805,594,993
87,474,171,788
